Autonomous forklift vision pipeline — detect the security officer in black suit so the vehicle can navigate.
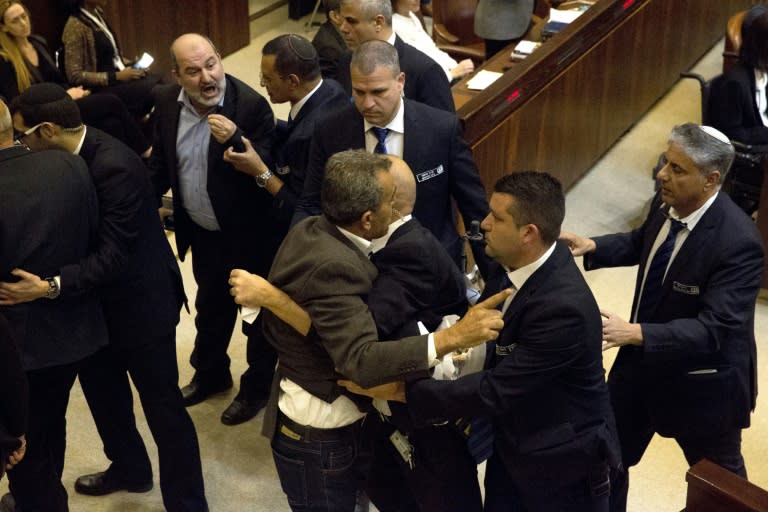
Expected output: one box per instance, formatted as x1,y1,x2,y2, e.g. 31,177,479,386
2,84,207,511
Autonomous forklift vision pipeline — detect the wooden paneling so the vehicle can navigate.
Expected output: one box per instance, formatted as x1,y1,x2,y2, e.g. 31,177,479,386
455,0,760,191
24,0,249,77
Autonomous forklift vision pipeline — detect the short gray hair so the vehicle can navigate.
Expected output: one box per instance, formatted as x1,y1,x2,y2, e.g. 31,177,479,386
350,40,400,76
321,149,392,226
341,0,392,26
668,123,735,183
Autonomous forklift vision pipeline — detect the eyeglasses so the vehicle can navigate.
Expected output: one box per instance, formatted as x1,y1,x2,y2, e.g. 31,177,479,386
14,122,44,142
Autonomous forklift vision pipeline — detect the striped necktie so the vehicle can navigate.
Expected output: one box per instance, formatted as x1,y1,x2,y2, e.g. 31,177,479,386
371,127,390,154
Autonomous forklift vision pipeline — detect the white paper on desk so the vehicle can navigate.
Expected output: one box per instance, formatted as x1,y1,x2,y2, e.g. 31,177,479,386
241,306,261,325
466,70,503,91
549,8,584,24
513,40,540,55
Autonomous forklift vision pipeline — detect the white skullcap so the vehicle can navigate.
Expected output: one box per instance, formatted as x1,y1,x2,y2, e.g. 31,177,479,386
699,125,732,145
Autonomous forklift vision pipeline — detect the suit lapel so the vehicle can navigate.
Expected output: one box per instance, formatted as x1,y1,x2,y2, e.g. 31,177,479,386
663,195,721,288
502,242,566,322
207,75,236,173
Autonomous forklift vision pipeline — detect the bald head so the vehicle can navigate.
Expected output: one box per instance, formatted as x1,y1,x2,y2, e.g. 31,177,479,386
0,100,12,148
385,155,416,216
170,34,219,72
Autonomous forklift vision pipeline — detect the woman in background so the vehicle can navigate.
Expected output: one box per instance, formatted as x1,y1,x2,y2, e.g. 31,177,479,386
0,0,151,155
710,4,768,145
61,0,159,123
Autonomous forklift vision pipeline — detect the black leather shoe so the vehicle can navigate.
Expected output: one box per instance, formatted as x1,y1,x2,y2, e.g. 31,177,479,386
74,471,153,496
220,398,267,426
181,376,233,407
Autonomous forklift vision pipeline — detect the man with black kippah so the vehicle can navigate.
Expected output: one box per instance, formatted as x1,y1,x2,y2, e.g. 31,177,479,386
1,83,208,511
0,96,106,512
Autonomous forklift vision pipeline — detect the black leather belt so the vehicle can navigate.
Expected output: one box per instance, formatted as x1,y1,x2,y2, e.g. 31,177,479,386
277,413,363,443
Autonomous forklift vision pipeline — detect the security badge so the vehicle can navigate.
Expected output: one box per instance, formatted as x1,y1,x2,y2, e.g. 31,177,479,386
672,281,700,295
415,165,444,183
496,343,517,356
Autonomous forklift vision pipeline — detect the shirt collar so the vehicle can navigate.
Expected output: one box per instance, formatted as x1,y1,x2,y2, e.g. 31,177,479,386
668,191,718,232
290,79,323,120
386,32,397,45
756,68,767,90
73,126,87,155
336,225,374,255
505,242,556,290
369,214,412,254
177,86,226,117
364,98,405,133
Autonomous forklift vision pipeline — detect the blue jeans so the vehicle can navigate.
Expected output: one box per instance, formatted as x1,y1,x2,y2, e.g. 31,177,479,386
271,418,371,512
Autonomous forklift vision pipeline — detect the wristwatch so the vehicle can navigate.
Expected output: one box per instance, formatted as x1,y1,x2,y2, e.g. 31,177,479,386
255,169,274,188
44,277,60,299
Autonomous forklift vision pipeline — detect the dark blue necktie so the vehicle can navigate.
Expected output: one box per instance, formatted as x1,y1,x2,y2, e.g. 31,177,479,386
636,218,685,322
467,417,494,463
286,115,294,131
371,127,389,154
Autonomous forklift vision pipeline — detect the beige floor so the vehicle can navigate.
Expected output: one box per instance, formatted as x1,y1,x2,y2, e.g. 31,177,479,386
3,7,767,511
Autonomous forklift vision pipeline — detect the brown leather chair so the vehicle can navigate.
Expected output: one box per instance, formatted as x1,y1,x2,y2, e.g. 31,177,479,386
431,0,550,64
723,10,746,73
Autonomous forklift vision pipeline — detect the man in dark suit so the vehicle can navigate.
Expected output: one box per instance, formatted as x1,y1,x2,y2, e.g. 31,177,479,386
294,40,488,271
364,156,482,512
561,124,764,512
352,171,620,511
220,34,348,424
148,34,279,418
2,84,207,510
312,0,349,80
336,0,454,112
0,99,107,512
229,150,508,512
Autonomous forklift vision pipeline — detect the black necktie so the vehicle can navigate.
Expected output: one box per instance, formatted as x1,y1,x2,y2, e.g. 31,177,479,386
636,218,685,322
371,127,389,154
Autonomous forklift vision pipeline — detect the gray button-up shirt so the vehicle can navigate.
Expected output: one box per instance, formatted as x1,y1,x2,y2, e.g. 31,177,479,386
176,89,225,231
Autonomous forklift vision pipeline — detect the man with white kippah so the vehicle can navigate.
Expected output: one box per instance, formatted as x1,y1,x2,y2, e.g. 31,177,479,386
561,123,765,511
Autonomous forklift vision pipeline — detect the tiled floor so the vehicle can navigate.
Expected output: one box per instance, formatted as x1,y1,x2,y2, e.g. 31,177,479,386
2,7,766,511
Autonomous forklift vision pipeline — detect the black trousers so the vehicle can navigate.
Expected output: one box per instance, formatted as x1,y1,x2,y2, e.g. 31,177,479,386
7,360,81,512
484,453,610,512
78,333,208,512
366,417,482,512
188,225,277,401
608,365,746,512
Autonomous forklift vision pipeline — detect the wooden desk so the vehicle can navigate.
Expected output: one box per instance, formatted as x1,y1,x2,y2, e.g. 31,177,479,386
453,0,759,191
686,459,768,511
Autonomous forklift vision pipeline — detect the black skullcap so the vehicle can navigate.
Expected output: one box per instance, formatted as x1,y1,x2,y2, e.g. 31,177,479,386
11,83,82,129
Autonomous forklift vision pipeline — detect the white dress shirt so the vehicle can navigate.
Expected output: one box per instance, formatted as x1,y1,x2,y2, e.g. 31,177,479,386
392,12,458,82
364,98,405,156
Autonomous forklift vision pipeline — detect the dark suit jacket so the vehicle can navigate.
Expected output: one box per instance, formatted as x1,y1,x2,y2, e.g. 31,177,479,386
264,215,430,395
709,63,768,145
311,21,348,80
336,35,455,113
369,218,467,339
0,146,107,370
148,74,280,274
587,194,764,436
294,99,488,266
408,243,619,485
271,79,349,225
61,127,184,347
